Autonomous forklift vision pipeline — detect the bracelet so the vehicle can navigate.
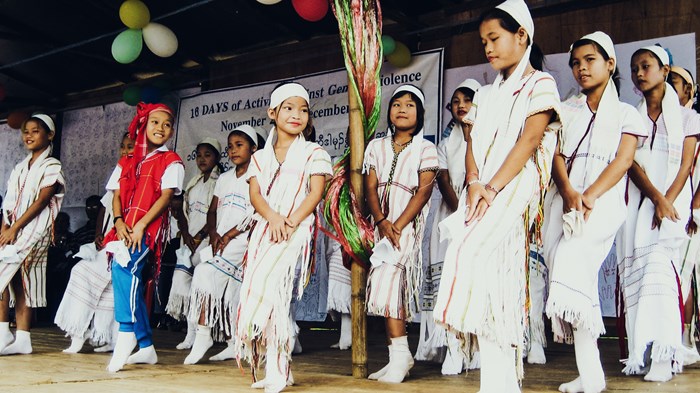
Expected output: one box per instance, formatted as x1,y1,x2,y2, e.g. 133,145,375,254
113,216,123,224
375,217,387,226
467,179,482,187
485,184,500,194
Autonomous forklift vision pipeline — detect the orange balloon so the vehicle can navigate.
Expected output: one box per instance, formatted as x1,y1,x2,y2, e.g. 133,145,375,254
7,111,31,129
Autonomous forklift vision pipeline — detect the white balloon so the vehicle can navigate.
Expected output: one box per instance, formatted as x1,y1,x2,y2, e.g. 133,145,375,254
257,0,282,4
143,22,178,57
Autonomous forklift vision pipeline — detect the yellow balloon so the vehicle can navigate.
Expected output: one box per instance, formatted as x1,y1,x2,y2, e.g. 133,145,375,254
120,0,150,29
387,42,411,68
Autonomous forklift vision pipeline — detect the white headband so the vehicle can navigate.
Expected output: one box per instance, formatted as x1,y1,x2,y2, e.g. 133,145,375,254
641,45,670,66
31,114,55,132
197,137,221,154
457,78,482,93
231,124,263,146
575,31,616,62
392,84,425,105
496,0,534,42
269,83,310,109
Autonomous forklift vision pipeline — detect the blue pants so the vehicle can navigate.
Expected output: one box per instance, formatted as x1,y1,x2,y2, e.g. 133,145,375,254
112,240,152,348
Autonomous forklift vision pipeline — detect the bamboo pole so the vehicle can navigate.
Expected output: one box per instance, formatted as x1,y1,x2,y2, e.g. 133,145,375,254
347,76,368,378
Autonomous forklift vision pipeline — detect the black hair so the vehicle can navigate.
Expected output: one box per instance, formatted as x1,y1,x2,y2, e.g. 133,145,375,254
256,134,266,149
270,81,315,140
569,38,621,94
387,86,425,136
196,142,224,173
479,8,545,71
86,195,102,206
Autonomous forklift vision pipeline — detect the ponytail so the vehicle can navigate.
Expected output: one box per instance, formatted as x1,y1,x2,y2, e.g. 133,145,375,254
530,43,545,71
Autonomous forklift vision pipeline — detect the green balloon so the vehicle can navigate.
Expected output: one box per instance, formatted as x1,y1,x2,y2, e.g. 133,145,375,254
382,35,396,55
123,86,141,106
112,29,143,64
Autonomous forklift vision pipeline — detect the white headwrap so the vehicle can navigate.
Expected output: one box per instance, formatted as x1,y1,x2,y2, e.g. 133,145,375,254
31,114,55,133
392,84,425,105
561,31,620,167
496,0,534,41
671,66,696,108
269,83,310,109
232,125,262,146
197,137,221,154
641,45,670,67
457,79,482,94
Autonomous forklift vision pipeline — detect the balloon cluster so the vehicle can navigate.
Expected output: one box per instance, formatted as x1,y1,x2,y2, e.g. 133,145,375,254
256,0,329,22
112,0,179,64
382,35,411,68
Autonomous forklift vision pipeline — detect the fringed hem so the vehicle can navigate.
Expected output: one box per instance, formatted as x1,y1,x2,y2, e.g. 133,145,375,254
54,309,93,340
623,343,685,375
415,312,448,362
188,289,238,342
545,300,606,340
166,293,190,321
326,280,351,314
528,312,548,347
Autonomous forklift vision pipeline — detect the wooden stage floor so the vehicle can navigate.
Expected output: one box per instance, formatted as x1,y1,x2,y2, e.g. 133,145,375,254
1,324,699,392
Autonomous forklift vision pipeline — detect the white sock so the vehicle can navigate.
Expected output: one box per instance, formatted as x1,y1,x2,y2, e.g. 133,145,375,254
644,358,672,382
441,333,465,375
106,331,137,372
210,339,237,361
63,336,86,354
0,322,13,349
0,330,31,355
527,341,547,364
338,313,352,350
176,320,197,350
257,344,288,393
559,329,605,393
478,336,519,392
368,344,392,380
184,325,213,365
126,345,158,365
379,336,414,383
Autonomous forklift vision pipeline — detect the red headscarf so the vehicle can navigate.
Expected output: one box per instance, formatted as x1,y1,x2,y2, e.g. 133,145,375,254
127,102,174,163
121,102,174,201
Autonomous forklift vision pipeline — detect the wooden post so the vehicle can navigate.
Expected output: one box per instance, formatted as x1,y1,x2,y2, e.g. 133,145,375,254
347,78,368,378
